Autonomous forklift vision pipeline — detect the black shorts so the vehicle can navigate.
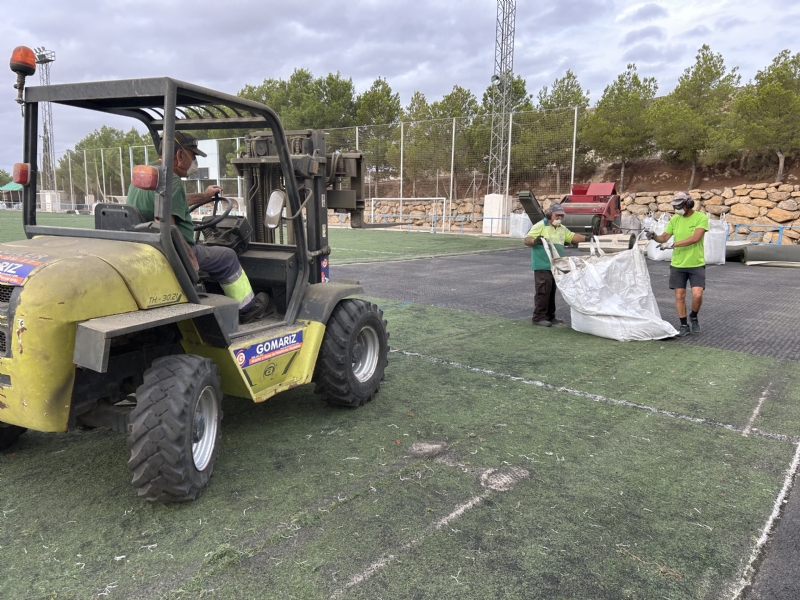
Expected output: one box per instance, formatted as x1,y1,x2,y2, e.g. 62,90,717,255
669,266,706,290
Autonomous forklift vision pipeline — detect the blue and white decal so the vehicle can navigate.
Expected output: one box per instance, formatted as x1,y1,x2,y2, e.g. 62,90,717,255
235,331,304,367
0,253,52,286
320,257,330,283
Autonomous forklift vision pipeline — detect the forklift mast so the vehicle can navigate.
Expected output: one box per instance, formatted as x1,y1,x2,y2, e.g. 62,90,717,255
232,130,365,285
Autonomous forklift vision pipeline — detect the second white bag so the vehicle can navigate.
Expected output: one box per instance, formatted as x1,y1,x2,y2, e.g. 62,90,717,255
704,213,728,265
647,213,673,261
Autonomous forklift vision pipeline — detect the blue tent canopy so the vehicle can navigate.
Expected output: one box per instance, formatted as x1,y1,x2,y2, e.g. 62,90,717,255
0,182,23,191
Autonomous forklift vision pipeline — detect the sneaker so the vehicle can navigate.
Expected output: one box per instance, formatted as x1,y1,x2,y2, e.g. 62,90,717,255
678,324,691,337
532,319,552,327
550,318,566,326
690,318,700,333
239,292,271,324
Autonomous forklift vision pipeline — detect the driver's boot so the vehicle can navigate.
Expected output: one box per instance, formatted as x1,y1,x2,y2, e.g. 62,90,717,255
240,293,271,324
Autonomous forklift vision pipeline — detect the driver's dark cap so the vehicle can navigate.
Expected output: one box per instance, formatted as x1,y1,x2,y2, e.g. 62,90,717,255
168,131,207,157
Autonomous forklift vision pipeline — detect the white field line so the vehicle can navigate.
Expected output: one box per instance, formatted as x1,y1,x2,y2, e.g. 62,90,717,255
330,495,485,599
391,350,796,443
730,441,800,599
335,247,412,255
743,384,771,437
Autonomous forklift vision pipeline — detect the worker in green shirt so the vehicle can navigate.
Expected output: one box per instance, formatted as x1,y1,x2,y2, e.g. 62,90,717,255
524,203,589,327
646,192,709,337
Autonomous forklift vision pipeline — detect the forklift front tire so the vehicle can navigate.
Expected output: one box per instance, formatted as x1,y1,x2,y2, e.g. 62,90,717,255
314,300,388,408
0,424,26,451
127,355,223,503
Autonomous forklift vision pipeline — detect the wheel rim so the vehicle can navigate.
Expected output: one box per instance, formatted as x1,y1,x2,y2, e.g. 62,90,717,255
351,324,380,383
192,386,218,471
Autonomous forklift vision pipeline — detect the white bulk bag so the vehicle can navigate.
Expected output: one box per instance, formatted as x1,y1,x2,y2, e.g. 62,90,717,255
704,213,728,265
647,213,673,261
509,212,533,238
544,240,678,341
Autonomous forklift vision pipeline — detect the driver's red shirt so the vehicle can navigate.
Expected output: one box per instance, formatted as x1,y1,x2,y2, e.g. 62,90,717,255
126,168,194,244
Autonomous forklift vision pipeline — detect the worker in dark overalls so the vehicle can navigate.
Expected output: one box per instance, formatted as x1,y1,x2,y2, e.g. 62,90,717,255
524,203,589,327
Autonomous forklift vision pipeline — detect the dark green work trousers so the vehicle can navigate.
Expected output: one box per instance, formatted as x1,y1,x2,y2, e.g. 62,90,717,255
532,269,557,323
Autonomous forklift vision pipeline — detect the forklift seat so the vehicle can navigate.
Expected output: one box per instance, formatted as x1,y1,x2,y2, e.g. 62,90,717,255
95,203,144,231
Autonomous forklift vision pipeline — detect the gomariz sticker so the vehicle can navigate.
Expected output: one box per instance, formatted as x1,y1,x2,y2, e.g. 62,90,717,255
0,253,52,286
235,331,303,367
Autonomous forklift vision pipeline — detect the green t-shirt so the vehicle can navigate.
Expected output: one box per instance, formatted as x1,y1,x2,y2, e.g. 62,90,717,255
126,170,194,244
664,211,709,268
525,219,575,270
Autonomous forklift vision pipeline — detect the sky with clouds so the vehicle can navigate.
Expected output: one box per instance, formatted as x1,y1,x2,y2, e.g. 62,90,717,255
1,0,799,172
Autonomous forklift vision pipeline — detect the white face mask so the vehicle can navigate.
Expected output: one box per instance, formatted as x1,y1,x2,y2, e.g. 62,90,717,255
675,208,685,216
186,159,199,177
551,218,562,227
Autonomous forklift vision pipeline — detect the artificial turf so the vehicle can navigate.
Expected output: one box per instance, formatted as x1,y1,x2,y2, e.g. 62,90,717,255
0,212,521,264
1,301,797,599
0,211,94,243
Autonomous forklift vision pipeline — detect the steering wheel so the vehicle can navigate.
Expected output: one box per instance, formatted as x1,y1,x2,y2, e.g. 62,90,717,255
190,193,233,231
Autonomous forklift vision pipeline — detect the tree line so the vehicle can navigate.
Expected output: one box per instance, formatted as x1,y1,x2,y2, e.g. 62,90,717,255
50,45,800,199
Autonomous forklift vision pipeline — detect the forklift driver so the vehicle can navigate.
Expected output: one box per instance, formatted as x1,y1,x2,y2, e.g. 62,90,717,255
126,132,270,323
524,203,589,327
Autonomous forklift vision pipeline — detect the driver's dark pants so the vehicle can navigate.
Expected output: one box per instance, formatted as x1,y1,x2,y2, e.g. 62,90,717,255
192,244,255,312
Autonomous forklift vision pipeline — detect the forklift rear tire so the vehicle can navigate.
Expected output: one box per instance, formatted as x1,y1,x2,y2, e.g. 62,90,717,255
127,355,223,503
0,424,26,451
314,300,389,408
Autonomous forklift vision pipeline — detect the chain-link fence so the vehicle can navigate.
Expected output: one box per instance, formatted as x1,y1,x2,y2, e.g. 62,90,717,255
325,108,581,204
33,108,580,219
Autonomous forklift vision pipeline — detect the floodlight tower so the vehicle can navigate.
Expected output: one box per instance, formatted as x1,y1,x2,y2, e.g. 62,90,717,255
487,0,516,195
34,47,56,192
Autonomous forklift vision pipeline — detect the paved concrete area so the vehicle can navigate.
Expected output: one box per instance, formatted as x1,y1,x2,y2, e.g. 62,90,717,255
334,246,800,599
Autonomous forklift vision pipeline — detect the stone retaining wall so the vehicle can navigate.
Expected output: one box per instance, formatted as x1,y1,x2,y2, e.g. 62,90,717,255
329,183,800,243
518,184,800,244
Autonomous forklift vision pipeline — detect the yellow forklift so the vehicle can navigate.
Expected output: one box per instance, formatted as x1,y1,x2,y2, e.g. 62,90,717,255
0,46,388,502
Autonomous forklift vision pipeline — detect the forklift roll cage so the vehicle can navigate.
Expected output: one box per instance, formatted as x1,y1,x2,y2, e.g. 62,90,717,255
20,77,310,322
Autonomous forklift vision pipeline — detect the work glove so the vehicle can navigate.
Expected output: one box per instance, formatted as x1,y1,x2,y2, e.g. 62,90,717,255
657,243,671,251
531,237,543,246
645,230,657,240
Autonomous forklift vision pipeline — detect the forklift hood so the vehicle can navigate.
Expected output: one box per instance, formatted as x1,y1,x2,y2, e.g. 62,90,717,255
0,236,185,309
0,236,185,432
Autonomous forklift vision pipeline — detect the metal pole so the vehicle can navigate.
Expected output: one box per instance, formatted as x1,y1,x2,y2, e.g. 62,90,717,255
355,126,359,151
571,106,578,185
237,138,242,200
67,150,74,211
100,148,107,200
215,139,221,190
129,146,134,181
504,112,513,200
144,145,149,165
119,146,125,196
83,149,89,208
449,117,456,232
399,121,404,200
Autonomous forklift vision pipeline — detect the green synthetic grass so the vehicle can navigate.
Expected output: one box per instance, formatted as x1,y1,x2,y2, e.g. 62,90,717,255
0,211,521,262
327,228,523,264
1,302,797,599
383,303,800,439
0,211,94,243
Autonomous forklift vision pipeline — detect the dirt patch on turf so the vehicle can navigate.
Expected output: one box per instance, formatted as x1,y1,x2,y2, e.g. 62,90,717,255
407,441,448,458
480,466,531,492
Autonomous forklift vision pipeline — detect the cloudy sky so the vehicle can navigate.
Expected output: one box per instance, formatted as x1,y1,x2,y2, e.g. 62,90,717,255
1,0,798,172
